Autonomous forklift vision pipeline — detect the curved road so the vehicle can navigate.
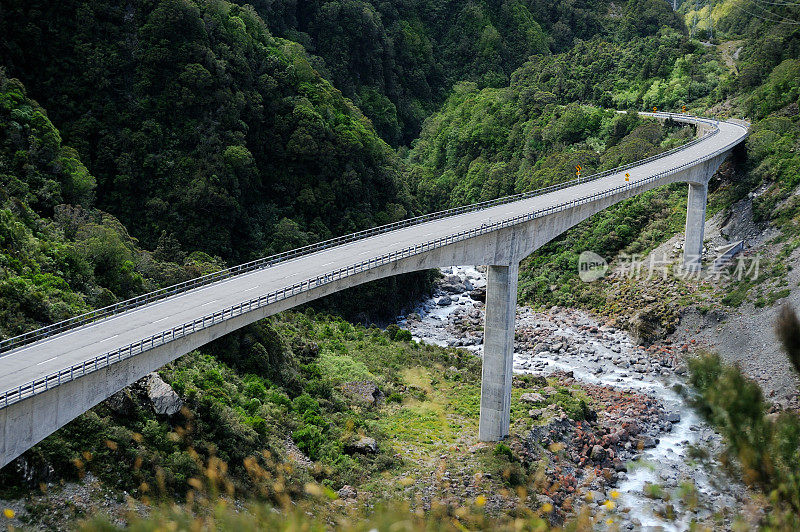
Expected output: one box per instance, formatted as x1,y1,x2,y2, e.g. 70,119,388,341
0,114,748,403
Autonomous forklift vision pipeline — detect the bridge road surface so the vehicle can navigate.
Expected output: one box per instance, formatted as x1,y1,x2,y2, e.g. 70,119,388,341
0,119,747,398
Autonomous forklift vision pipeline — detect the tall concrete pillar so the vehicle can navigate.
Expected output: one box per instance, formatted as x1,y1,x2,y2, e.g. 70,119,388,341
479,263,519,441
683,182,708,268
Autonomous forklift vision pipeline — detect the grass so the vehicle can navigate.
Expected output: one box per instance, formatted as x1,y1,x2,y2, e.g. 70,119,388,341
378,367,479,459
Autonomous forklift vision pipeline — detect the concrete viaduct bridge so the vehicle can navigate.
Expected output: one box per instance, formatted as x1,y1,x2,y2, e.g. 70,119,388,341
0,113,748,468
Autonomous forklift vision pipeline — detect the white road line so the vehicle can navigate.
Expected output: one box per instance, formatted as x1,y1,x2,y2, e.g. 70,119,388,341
200,300,218,307
153,316,170,323
36,356,58,366
242,285,259,292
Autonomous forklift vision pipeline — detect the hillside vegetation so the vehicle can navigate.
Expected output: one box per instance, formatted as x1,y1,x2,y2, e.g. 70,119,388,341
407,0,799,310
232,0,682,145
0,70,226,339
0,1,410,263
1,0,800,528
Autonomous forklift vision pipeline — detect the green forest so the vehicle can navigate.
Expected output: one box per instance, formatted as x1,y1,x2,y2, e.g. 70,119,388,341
1,0,800,528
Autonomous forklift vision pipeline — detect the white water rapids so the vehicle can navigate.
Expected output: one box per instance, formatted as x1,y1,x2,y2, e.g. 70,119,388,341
399,266,749,530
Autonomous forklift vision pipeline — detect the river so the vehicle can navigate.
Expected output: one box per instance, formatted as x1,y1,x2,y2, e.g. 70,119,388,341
399,266,752,530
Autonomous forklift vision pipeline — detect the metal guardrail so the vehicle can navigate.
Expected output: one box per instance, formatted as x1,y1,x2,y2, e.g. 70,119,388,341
0,115,748,408
0,112,720,355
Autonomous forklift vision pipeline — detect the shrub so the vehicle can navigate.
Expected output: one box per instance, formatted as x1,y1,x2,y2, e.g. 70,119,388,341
385,324,400,340
387,393,403,404
394,329,413,342
689,352,800,512
292,394,319,415
292,425,324,461
493,443,514,460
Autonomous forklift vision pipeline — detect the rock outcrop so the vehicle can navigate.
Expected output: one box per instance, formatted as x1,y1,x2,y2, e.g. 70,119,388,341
141,373,183,416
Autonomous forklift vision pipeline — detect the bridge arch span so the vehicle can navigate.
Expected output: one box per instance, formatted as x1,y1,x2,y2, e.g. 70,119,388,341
0,114,748,466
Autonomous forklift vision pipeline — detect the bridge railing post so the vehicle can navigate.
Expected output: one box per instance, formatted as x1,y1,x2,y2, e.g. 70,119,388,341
479,262,519,441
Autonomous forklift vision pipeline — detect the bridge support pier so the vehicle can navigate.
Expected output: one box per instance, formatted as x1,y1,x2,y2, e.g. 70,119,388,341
479,263,519,441
683,182,708,268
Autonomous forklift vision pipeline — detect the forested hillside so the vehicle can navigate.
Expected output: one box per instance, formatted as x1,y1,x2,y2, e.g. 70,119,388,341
0,67,450,515
0,70,226,339
404,26,727,307
232,0,682,144
2,0,800,528
0,1,411,263
407,27,725,208
406,0,799,309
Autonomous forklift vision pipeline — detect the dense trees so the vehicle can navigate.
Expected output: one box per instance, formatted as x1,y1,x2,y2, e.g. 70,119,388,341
0,69,224,338
403,23,737,309
0,0,698,269
0,0,412,265
405,28,719,213
231,0,683,145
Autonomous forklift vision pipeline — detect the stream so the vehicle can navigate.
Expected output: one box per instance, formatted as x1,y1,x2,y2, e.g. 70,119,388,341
399,266,750,530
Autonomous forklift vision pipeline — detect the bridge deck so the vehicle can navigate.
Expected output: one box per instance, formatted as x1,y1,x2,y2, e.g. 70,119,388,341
0,117,747,397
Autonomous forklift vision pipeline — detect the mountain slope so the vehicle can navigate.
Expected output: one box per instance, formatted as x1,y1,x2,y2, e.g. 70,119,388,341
0,0,411,264
233,0,683,145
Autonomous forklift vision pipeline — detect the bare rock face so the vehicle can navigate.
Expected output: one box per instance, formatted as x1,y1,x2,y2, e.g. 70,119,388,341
142,373,183,416
630,307,662,346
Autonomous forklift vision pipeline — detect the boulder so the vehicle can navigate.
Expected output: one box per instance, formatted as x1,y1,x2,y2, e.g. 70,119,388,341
468,288,486,302
440,275,467,294
337,485,358,499
528,408,544,419
638,435,658,449
142,373,183,416
520,392,545,403
342,381,384,405
345,436,378,454
590,444,605,461
106,388,136,416
436,295,452,306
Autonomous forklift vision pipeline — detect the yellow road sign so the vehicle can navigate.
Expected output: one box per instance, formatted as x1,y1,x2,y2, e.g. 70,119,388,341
625,173,630,182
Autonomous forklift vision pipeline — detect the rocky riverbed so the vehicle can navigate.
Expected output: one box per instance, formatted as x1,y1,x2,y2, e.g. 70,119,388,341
400,266,758,530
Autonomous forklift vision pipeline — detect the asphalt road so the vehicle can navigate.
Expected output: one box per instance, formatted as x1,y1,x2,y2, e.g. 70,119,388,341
0,117,748,396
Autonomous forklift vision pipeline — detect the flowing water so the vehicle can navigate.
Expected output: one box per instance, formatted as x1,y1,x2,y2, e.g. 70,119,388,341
399,266,749,530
